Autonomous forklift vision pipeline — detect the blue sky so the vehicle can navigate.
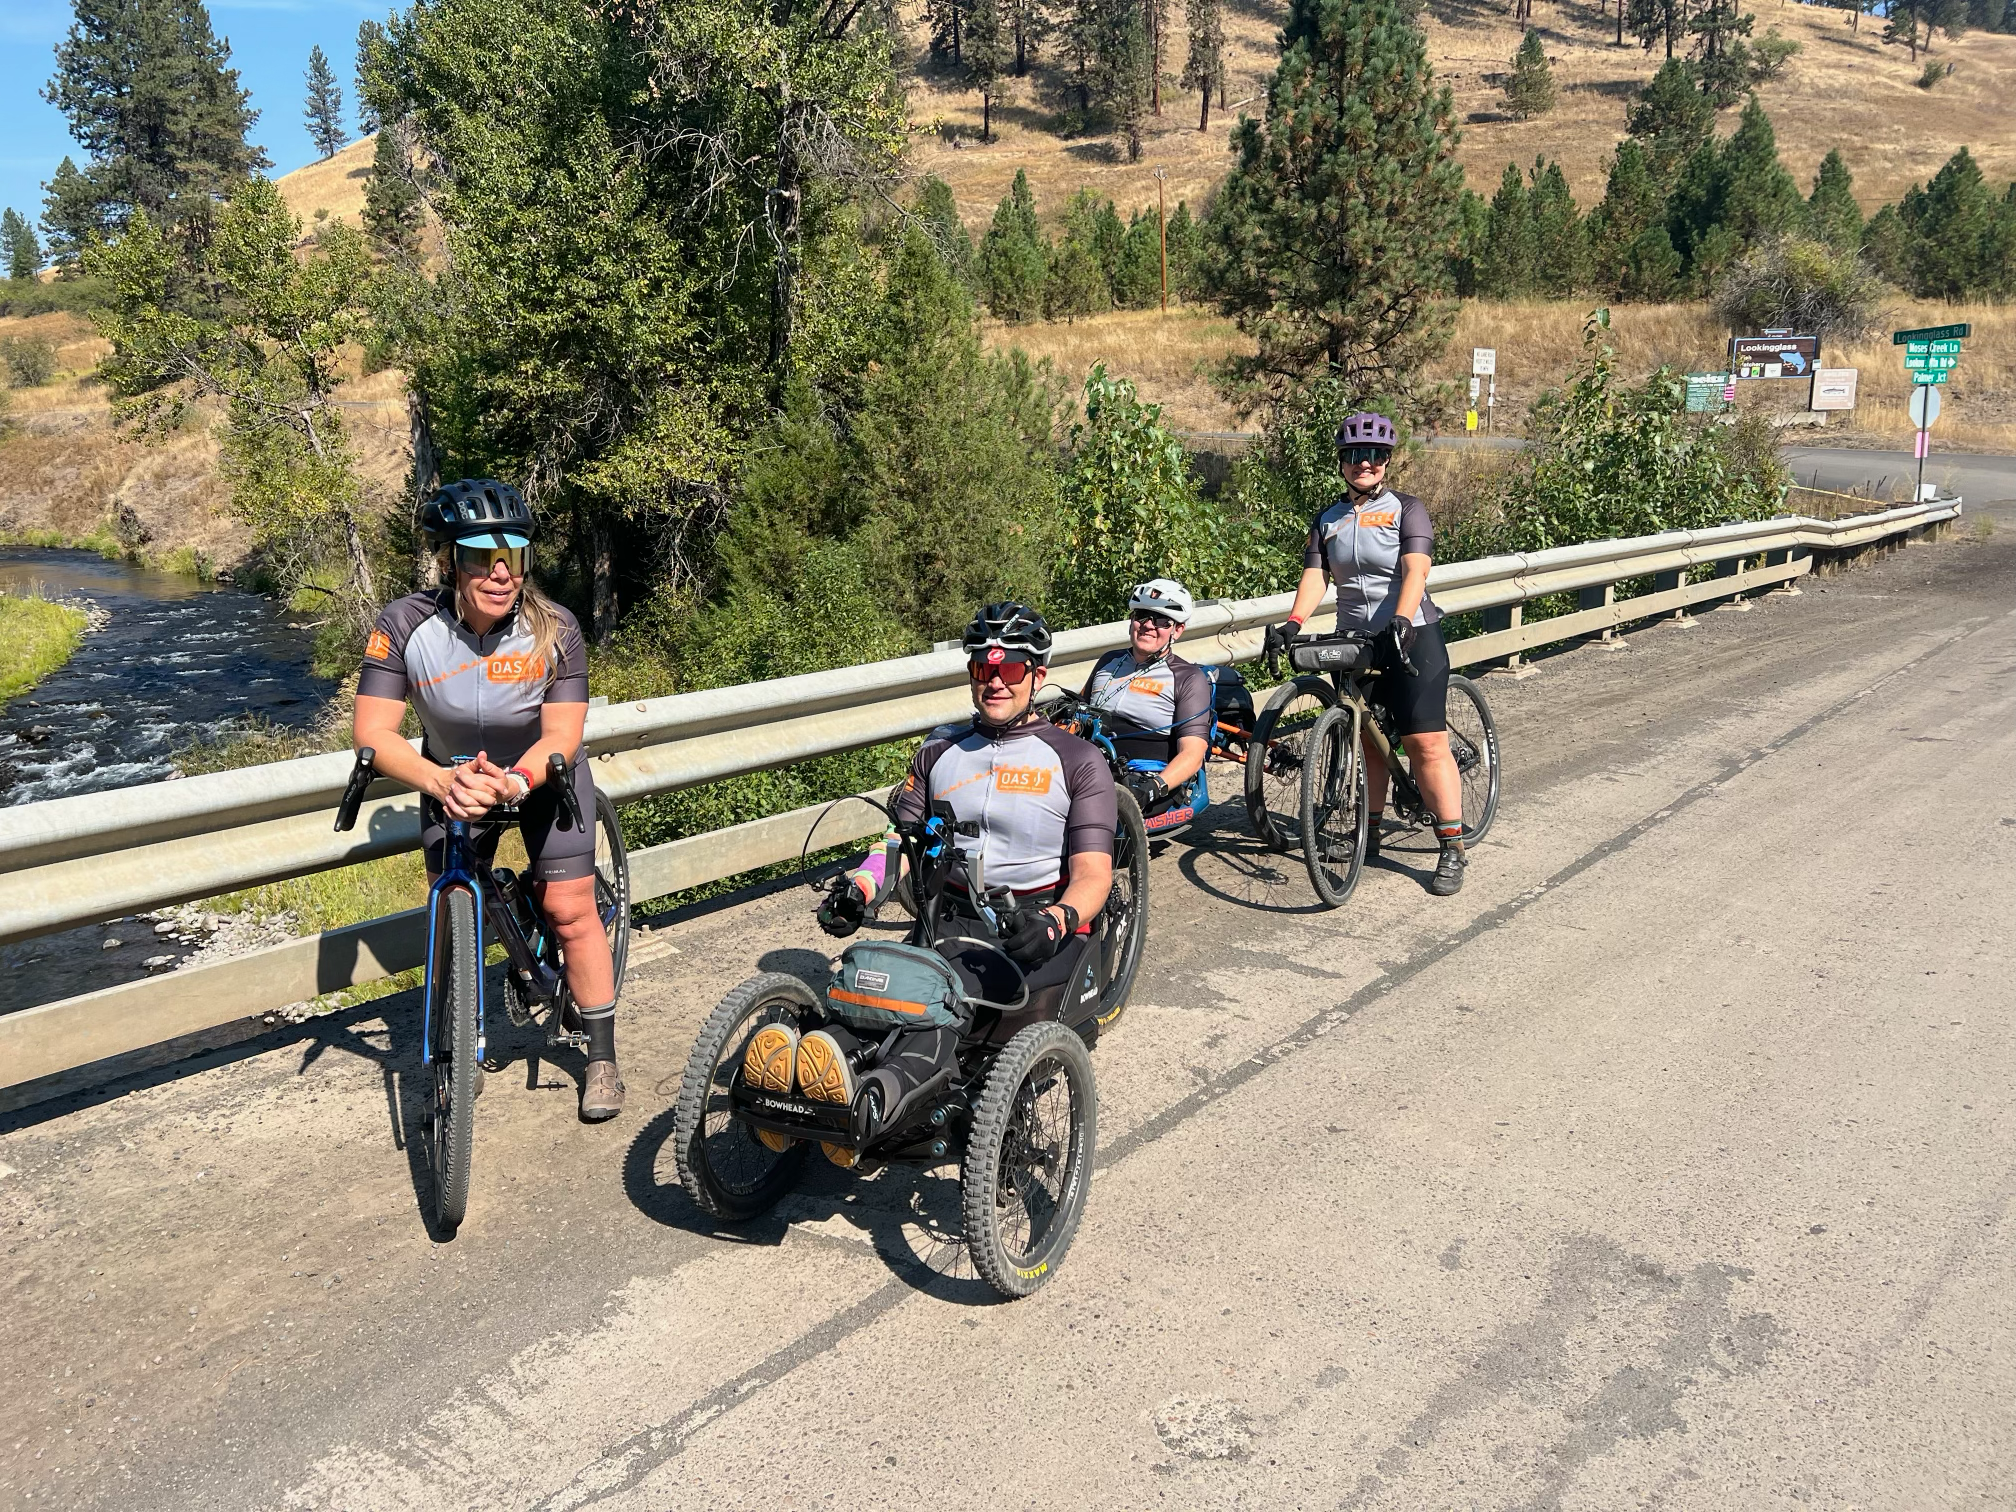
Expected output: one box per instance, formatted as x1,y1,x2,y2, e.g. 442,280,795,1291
1,0,387,242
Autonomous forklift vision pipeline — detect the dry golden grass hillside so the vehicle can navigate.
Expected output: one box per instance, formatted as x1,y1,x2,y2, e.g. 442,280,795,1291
275,135,377,231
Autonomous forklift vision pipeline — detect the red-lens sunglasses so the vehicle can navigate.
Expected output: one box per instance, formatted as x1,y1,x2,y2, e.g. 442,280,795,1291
968,657,1033,687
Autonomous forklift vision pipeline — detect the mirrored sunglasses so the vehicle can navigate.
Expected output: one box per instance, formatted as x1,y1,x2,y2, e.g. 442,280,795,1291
1341,445,1391,468
1130,610,1177,631
968,657,1034,687
455,544,529,578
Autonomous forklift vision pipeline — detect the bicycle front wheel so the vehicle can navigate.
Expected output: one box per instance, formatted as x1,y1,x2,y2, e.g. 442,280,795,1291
1300,705,1368,910
1445,675,1501,846
1245,677,1336,851
428,884,479,1232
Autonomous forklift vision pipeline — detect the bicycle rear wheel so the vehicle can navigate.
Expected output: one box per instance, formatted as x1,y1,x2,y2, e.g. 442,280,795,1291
428,885,479,1232
1300,705,1368,910
553,786,632,1015
1245,677,1336,851
1093,787,1149,1030
1445,675,1501,846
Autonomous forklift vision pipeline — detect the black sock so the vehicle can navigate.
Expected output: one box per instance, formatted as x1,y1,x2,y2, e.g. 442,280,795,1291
1435,821,1464,851
578,1005,616,1063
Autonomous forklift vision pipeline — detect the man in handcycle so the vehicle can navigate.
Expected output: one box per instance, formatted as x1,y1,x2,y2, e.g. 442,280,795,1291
1079,578,1214,832
740,601,1116,1164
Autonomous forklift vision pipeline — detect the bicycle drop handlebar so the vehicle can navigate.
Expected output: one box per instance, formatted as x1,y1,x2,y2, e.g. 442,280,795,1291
334,748,375,833
549,752,585,832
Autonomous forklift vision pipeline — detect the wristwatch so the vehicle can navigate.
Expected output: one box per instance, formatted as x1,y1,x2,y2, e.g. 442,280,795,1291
506,765,535,803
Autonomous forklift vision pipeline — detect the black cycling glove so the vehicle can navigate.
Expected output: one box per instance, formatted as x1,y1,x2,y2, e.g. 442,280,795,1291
1387,618,1418,659
817,875,869,938
1262,620,1302,660
1125,772,1168,812
1000,907,1069,967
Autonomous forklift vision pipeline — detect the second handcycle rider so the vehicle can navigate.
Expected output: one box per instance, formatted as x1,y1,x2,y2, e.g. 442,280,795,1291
1262,412,1471,897
352,479,626,1122
741,602,1116,1158
1081,577,1213,825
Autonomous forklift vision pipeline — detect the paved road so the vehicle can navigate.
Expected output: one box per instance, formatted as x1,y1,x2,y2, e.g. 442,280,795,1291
4,504,2012,1511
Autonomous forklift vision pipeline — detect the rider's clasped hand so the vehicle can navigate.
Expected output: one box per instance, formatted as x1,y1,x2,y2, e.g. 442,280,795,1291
1001,907,1068,966
1125,772,1168,812
1262,620,1302,661
1387,618,1418,659
440,751,515,820
817,874,870,938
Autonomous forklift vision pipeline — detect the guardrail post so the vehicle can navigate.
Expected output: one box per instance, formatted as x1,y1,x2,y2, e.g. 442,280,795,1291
1578,584,1627,650
1765,547,1802,597
1652,569,1698,628
1711,555,1753,612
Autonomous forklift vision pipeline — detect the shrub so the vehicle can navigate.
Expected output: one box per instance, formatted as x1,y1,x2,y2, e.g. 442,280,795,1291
1712,234,1884,343
1916,60,1951,89
1748,27,1799,83
0,336,58,387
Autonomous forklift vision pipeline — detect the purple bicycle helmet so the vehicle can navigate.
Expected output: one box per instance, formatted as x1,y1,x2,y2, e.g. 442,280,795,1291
1335,411,1398,449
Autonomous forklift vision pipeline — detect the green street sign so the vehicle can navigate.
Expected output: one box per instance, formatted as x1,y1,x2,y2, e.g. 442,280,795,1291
1905,358,1957,374
1905,340,1965,357
1893,322,1971,345
1931,339,1963,355
1912,370,1949,385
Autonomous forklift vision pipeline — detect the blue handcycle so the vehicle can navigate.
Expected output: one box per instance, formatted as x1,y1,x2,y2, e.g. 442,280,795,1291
335,747,631,1231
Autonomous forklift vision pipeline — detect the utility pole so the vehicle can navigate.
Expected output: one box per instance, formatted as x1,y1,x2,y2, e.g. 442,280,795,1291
1154,168,1168,313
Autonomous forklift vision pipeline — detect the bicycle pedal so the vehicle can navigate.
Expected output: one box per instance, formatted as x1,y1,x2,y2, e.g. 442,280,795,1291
548,1030,589,1051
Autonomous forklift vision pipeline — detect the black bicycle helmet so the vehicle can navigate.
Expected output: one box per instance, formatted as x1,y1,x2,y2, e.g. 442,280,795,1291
961,601,1054,666
420,478,537,550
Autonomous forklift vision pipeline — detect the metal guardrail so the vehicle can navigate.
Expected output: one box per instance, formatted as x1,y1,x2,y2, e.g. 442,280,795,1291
0,498,1960,1094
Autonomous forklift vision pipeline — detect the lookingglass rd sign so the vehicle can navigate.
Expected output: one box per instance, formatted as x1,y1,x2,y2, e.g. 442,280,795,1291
1892,323,1971,345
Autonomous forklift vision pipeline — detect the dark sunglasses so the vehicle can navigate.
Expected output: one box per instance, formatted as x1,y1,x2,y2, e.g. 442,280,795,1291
968,657,1034,687
1130,610,1177,631
455,544,529,578
1340,446,1391,468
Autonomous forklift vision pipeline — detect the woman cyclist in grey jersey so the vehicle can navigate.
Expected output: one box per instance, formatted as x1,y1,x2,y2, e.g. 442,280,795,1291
1261,412,1470,896
352,479,626,1121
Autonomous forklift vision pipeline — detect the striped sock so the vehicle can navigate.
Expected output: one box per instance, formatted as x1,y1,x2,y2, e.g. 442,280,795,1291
1435,821,1464,852
576,1001,616,1062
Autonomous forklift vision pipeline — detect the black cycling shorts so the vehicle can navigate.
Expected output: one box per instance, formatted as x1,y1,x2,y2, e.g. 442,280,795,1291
1366,618,1451,738
421,757,598,883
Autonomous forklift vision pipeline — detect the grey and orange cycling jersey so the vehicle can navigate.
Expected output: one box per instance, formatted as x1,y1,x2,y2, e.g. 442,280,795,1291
1304,488,1442,632
892,717,1116,895
1082,649,1213,764
357,589,589,767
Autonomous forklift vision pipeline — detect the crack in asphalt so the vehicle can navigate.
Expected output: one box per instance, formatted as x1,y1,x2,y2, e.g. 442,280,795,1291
537,612,2004,1511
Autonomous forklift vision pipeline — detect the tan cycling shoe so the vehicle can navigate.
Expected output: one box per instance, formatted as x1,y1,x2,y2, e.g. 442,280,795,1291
741,1022,800,1094
795,1030,857,1107
581,1060,625,1122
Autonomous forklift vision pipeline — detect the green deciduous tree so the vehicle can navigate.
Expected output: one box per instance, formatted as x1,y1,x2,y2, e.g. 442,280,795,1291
355,21,385,135
86,179,382,617
304,44,348,160
1502,29,1556,119
2,211,43,281
1204,0,1463,417
42,0,268,239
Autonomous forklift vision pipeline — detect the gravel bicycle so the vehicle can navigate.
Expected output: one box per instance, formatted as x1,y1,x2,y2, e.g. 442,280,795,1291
335,747,631,1231
1248,633,1500,908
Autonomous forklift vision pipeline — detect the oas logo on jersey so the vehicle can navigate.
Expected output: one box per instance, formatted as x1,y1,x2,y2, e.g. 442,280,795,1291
365,629,393,661
1127,676,1166,696
484,653,547,684
1357,509,1399,528
994,765,1054,795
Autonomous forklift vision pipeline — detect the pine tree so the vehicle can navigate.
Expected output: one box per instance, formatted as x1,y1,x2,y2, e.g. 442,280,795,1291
913,175,975,283
1689,0,1756,107
1860,202,1914,285
355,21,384,135
1479,162,1535,297
2,210,44,281
1621,225,1683,300
1527,158,1588,295
1629,0,1682,58
1806,150,1862,253
1085,0,1152,159
1625,59,1713,189
966,0,1009,141
1203,0,1464,408
1589,139,1663,295
362,122,422,259
1448,186,1488,296
1145,0,1170,114
42,0,267,235
1909,147,1998,297
977,169,1048,321
1114,208,1163,306
304,45,348,160
1164,199,1205,299
1008,0,1045,74
40,156,103,265
1182,0,1226,131
927,0,968,63
1502,29,1556,119
1717,95,1804,245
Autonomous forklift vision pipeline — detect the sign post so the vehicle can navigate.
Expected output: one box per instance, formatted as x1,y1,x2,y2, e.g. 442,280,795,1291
1894,325,1966,494
1472,349,1496,434
1907,385,1941,501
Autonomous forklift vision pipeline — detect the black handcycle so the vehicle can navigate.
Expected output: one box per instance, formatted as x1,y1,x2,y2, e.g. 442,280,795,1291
671,798,1125,1298
335,747,632,1231
1246,632,1500,908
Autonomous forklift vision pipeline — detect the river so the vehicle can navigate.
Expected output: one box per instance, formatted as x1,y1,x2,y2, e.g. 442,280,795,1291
2,546,335,1012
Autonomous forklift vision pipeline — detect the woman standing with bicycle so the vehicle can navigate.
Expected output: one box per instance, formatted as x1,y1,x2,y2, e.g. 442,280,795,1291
1261,413,1470,897
353,480,625,1121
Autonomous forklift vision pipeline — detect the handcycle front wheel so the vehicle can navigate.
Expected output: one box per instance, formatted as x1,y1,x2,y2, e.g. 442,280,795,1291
428,884,480,1233
1093,787,1149,1030
962,1021,1096,1299
673,972,815,1222
1245,676,1337,851
1300,704,1369,910
1445,675,1502,846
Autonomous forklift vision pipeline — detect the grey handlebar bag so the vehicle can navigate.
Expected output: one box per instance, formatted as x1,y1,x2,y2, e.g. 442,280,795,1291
826,938,1028,1031
1289,638,1374,674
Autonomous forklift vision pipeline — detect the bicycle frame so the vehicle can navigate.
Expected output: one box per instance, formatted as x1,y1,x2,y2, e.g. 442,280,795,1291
422,820,489,1069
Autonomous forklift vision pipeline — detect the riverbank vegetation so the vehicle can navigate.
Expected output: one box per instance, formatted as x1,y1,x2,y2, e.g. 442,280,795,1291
0,589,89,704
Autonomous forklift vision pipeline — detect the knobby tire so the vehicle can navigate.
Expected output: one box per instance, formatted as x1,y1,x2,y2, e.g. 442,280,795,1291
961,1022,1095,1299
674,972,816,1222
430,885,479,1232
1301,704,1368,910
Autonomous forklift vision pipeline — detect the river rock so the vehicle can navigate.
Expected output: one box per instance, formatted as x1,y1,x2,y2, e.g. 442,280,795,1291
142,955,176,971
101,938,122,950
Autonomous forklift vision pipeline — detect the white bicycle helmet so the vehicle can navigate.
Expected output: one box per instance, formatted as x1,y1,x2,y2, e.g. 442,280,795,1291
1128,578,1194,626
